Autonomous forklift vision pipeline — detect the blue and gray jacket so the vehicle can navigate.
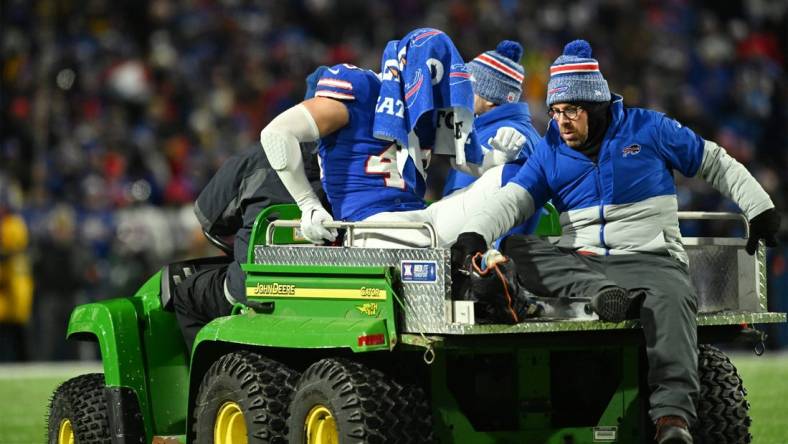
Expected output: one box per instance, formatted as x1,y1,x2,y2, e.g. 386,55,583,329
464,95,773,264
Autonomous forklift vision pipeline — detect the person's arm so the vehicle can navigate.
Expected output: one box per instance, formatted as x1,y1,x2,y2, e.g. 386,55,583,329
260,97,348,242
696,140,778,253
654,115,778,254
696,140,773,219
450,127,527,177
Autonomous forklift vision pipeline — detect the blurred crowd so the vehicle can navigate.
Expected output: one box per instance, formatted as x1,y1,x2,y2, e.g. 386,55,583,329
1,0,787,360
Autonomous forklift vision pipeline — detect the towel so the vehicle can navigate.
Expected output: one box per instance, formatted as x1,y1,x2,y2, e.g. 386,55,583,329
374,28,477,168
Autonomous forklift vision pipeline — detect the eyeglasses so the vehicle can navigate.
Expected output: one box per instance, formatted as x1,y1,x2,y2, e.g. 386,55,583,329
548,106,583,121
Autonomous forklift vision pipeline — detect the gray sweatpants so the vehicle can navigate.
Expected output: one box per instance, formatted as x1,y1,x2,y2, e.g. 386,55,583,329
501,235,699,425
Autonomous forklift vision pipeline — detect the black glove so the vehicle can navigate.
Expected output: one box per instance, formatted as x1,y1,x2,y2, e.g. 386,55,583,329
746,209,780,255
451,232,488,272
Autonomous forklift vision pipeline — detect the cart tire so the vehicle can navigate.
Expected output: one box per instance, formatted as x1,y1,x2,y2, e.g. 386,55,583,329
193,351,299,444
287,358,434,443
47,373,110,444
692,344,752,443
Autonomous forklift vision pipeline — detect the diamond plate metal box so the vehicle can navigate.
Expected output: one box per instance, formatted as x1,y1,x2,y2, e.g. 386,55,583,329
254,238,768,334
683,237,765,312
253,245,452,332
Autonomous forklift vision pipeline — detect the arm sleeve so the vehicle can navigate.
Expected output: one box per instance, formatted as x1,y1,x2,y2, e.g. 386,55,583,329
448,150,515,178
194,153,246,235
654,114,705,177
260,104,323,210
508,141,552,210
462,183,536,244
696,140,774,219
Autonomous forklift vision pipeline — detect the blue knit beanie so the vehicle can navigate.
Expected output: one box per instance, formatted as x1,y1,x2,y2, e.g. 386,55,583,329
467,40,525,105
546,40,611,106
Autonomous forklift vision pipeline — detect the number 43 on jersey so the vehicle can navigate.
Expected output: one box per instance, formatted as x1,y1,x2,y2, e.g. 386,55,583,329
366,144,406,189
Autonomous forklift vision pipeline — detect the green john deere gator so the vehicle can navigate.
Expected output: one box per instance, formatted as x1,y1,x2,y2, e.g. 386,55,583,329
47,204,786,443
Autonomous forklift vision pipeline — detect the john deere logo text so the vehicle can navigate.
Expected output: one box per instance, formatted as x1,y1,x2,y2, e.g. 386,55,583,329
356,303,380,317
252,283,295,296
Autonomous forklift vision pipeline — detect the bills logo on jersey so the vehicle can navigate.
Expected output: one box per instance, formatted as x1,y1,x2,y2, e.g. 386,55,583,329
622,144,641,157
400,260,438,283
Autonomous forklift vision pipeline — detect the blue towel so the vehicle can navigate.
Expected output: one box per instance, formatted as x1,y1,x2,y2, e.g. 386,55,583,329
373,28,477,166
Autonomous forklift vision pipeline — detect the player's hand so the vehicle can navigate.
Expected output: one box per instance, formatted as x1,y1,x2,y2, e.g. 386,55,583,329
451,232,488,273
487,126,526,161
746,208,780,255
301,206,338,243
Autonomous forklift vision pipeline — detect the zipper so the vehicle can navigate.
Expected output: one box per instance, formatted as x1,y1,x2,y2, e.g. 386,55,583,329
594,162,609,254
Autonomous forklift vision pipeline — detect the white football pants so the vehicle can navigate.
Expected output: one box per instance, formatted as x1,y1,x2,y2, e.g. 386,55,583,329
353,165,506,249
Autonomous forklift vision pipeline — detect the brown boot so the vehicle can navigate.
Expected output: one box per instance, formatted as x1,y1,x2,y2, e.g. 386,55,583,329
654,416,693,443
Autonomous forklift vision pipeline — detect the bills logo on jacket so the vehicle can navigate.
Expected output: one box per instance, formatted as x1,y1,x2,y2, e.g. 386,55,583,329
622,144,641,157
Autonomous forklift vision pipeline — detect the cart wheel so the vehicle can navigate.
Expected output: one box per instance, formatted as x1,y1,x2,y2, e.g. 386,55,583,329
47,373,110,444
692,344,752,443
287,358,434,443
193,351,299,444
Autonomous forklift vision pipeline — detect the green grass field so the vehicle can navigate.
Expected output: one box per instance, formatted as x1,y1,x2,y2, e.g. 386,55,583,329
0,353,785,444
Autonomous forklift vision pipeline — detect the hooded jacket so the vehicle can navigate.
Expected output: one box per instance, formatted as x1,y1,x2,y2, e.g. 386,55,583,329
464,95,773,264
194,144,323,301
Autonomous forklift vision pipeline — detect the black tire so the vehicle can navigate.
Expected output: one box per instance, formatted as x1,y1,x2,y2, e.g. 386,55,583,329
287,358,434,443
193,350,299,444
47,373,110,444
692,345,752,444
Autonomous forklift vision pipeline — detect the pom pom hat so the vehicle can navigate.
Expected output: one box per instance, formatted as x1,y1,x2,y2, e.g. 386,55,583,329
546,39,611,106
467,40,525,105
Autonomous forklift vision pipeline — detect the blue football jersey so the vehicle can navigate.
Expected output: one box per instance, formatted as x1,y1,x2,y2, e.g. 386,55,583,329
314,64,427,221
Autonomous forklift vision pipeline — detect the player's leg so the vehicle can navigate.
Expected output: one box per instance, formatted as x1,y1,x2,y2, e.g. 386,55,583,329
352,210,433,248
426,164,507,247
499,235,619,299
172,265,234,354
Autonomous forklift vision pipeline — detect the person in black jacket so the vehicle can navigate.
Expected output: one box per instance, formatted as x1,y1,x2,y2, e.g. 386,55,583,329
172,142,323,354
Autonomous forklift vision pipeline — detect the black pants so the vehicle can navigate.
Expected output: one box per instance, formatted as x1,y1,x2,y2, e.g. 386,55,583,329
172,265,234,355
501,235,699,425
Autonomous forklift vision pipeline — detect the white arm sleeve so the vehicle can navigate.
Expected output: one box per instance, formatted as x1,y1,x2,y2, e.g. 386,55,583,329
260,104,322,209
462,183,535,243
450,157,483,177
449,150,510,178
697,140,774,219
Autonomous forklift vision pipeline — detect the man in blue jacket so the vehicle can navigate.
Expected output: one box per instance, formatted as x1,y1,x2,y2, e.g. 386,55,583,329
452,40,780,443
443,40,541,197
439,40,544,239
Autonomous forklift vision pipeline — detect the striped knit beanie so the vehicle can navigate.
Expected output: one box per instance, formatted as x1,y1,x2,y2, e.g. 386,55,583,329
546,39,611,106
467,40,525,105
